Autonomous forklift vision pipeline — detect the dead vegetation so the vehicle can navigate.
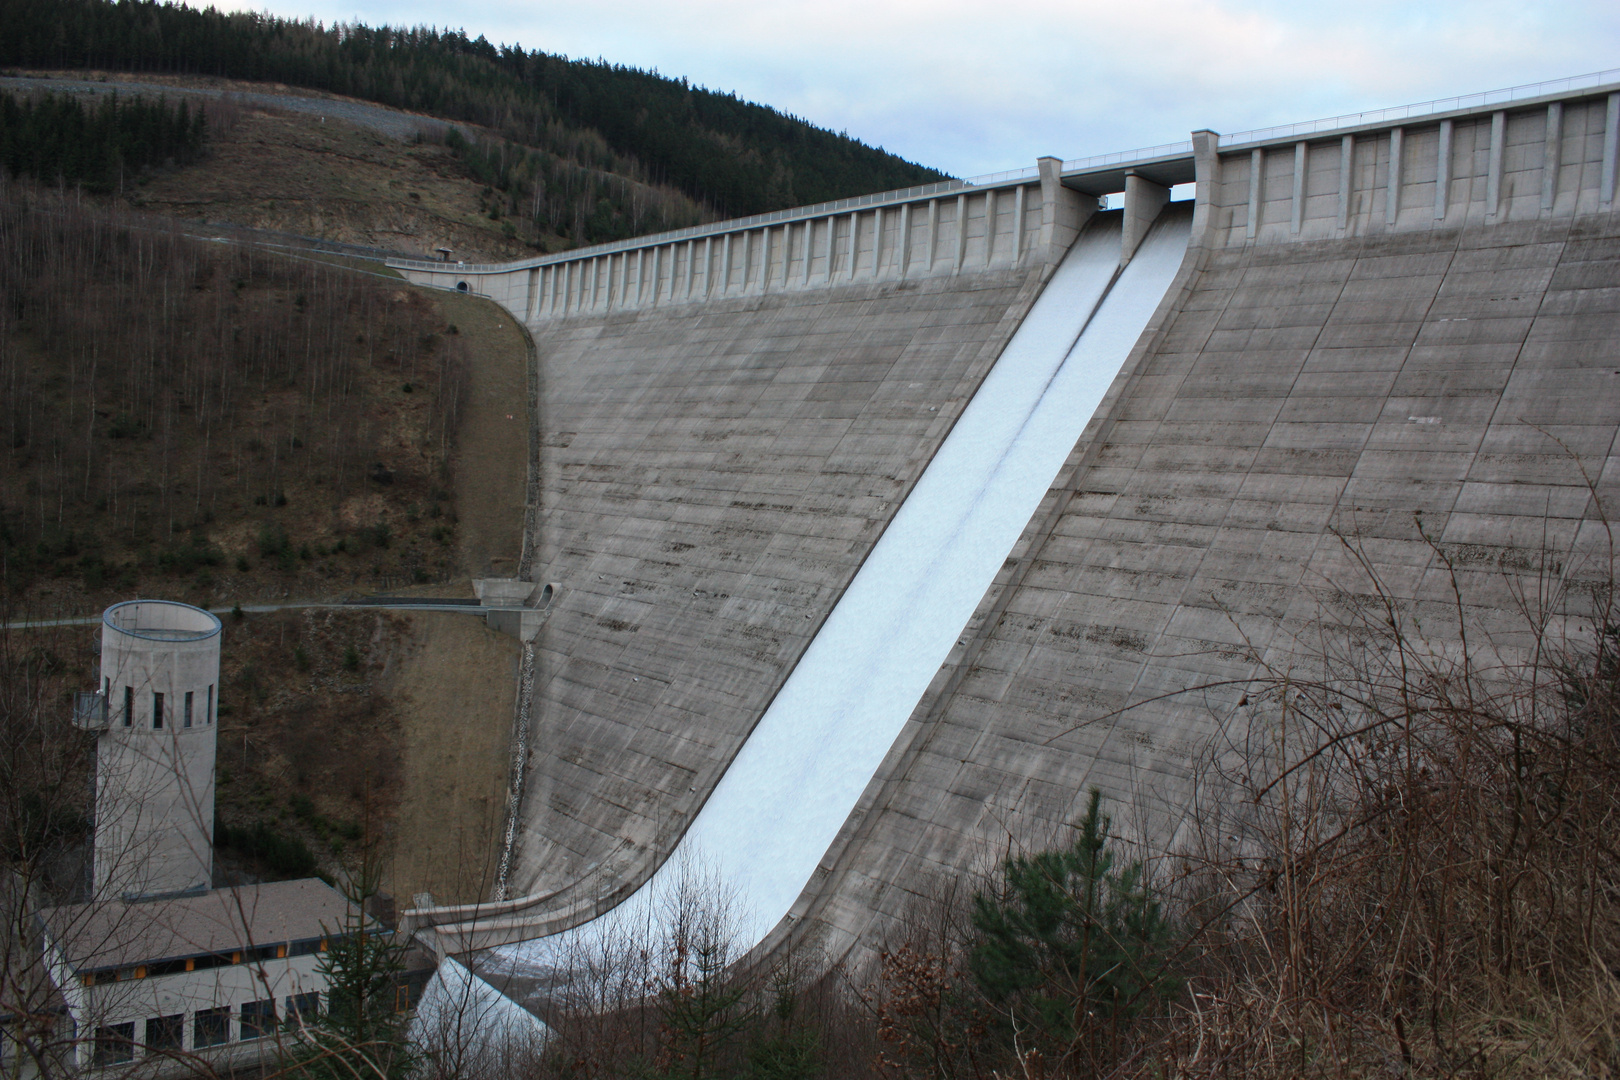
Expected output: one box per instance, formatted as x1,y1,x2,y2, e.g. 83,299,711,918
127,98,554,263
856,516,1620,1080
0,179,472,615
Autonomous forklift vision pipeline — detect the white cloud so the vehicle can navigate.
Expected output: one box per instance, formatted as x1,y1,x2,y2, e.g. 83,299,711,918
209,0,1620,176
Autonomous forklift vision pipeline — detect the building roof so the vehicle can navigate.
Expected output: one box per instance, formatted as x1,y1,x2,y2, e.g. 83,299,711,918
37,879,364,972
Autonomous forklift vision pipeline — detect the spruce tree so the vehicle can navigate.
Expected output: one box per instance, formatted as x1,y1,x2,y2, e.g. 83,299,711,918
969,790,1181,1055
283,865,414,1080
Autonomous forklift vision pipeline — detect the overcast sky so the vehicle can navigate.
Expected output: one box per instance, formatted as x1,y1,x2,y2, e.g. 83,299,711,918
215,0,1620,178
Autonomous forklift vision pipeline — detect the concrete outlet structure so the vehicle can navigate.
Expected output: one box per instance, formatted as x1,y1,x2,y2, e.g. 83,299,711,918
86,601,221,901
26,602,401,1076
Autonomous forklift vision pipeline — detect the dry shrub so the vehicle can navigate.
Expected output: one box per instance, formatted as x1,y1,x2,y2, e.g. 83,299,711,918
1160,522,1620,1079
858,513,1620,1080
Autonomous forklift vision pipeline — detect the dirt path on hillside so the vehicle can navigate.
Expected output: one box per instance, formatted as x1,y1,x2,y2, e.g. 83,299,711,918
382,291,531,906
436,292,533,581
379,611,519,905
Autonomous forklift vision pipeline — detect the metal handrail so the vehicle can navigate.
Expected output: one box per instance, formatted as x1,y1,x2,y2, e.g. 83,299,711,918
1062,140,1195,173
1220,67,1620,148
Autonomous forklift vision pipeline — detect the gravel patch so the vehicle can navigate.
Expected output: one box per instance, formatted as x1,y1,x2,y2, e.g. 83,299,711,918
0,75,467,142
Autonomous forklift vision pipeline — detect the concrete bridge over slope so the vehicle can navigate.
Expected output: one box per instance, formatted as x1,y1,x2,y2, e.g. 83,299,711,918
391,71,1620,988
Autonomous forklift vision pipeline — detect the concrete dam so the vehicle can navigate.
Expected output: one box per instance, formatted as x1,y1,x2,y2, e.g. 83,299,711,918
392,72,1620,992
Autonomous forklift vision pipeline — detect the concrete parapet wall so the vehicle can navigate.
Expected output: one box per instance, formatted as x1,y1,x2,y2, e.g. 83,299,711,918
395,177,1057,324
1212,88,1620,247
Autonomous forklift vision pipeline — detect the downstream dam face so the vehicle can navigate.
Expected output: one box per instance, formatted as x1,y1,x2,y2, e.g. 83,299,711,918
393,75,1620,978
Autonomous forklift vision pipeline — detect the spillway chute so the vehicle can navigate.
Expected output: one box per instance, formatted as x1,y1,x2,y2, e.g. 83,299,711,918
419,204,1195,1009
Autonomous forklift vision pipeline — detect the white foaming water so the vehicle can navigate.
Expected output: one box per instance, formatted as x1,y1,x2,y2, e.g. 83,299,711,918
483,208,1193,979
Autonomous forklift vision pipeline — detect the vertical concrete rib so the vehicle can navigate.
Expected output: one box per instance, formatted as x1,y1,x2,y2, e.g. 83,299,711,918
1435,119,1452,220
1487,111,1506,217
1246,148,1263,239
825,216,837,282
1122,171,1169,265
1013,185,1026,262
1338,135,1354,229
953,194,968,273
802,221,813,285
702,237,714,296
1386,127,1404,225
779,225,791,288
927,200,939,270
719,235,731,295
873,208,885,278
985,190,996,265
1543,102,1563,211
1290,141,1307,234
849,212,860,280
1603,93,1620,208
899,203,912,278
652,248,663,307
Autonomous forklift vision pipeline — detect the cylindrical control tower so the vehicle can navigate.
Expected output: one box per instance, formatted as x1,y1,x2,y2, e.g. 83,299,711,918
93,600,221,900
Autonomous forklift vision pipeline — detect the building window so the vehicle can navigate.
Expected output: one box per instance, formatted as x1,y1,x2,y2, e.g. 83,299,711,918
153,691,164,730
285,992,320,1024
207,684,214,725
146,1014,184,1052
240,1000,276,1041
184,690,194,729
193,1007,230,1048
123,686,134,727
93,1023,134,1066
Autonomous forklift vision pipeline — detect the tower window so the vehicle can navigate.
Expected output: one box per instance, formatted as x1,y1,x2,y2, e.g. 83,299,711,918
207,684,214,725
123,686,134,727
153,692,164,730
184,690,194,729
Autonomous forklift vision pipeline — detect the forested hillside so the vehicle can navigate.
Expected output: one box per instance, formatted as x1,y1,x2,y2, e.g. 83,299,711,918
0,0,948,222
1,89,204,191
